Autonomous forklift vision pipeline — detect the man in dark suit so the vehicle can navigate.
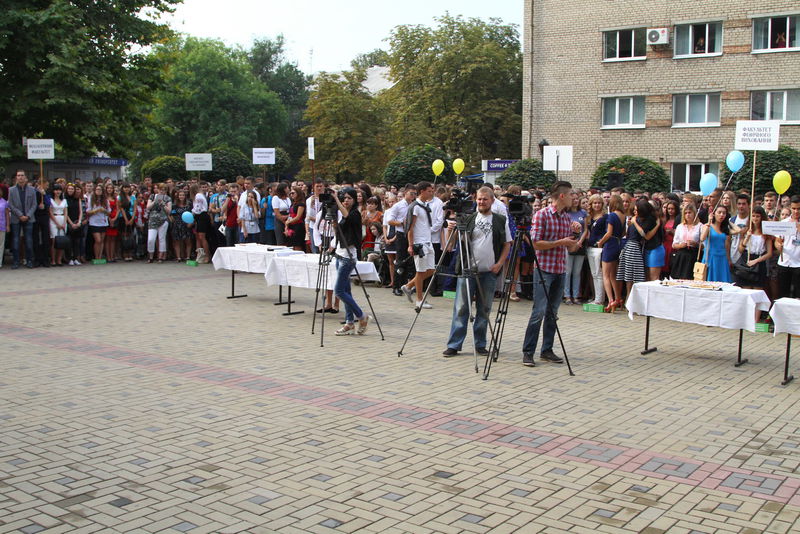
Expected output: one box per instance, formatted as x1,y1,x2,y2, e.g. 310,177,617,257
8,170,37,269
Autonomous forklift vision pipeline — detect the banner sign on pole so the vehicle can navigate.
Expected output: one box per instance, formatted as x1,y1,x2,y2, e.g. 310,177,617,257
543,146,573,172
185,153,213,171
252,148,276,165
763,221,797,237
308,137,315,161
734,121,780,151
27,139,55,160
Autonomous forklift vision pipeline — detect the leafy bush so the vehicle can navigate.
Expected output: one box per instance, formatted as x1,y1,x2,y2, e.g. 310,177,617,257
721,145,800,196
590,155,670,192
496,159,555,190
140,156,188,183
204,146,253,181
383,145,454,188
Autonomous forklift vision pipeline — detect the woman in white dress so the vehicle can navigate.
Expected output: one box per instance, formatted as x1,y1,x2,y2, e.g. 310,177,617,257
49,184,68,266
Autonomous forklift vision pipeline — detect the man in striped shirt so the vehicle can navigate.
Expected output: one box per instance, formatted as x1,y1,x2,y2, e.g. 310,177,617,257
522,181,580,367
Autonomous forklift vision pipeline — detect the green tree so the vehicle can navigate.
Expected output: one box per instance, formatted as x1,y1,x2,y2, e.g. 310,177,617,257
721,145,800,197
385,14,522,173
383,145,454,189
591,156,670,192
301,72,390,183
0,0,179,160
141,156,188,183
205,146,253,181
496,159,555,191
153,38,288,156
351,49,390,71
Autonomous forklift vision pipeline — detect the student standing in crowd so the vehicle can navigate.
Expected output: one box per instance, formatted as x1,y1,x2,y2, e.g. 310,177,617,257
670,203,701,280
700,205,732,283
191,182,211,263
222,183,240,247
0,187,8,267
104,182,119,262
48,184,67,266
65,183,83,265
285,186,306,251
585,194,607,305
86,183,109,262
146,183,171,263
272,182,291,246
775,196,800,298
239,190,261,244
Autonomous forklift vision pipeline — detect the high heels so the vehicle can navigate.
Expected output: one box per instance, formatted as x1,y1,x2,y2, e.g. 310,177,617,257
604,301,617,313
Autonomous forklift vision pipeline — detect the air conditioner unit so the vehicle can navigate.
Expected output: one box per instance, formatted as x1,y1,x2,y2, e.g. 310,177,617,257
647,28,670,45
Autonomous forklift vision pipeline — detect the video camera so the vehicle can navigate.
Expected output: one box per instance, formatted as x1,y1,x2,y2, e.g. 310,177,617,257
318,188,340,214
501,193,536,218
443,177,484,215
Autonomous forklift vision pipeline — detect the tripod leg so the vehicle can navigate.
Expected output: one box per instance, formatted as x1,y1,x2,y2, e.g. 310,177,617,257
352,263,385,341
484,233,524,379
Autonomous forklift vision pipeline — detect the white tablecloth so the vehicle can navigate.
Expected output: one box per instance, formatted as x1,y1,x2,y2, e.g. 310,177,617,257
212,246,304,274
771,298,800,336
627,281,771,332
265,253,380,290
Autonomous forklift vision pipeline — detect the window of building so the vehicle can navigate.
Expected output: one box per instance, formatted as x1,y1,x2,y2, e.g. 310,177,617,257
675,22,722,56
753,15,799,51
671,163,719,192
602,96,645,128
673,93,721,126
604,28,647,61
751,90,800,123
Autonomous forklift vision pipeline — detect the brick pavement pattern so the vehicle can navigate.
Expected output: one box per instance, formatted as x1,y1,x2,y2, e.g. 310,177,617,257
1,264,800,533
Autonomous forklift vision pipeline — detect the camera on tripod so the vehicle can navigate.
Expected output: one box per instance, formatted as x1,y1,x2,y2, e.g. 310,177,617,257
443,177,484,215
501,193,536,218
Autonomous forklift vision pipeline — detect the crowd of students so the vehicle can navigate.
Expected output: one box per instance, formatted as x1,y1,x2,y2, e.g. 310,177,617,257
2,169,799,308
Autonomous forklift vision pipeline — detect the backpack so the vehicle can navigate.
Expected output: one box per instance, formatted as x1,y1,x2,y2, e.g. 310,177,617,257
403,200,432,234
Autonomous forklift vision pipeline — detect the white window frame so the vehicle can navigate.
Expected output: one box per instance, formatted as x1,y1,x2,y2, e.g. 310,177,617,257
672,93,721,127
751,89,800,124
603,28,647,62
752,14,799,53
671,162,719,192
674,22,723,58
601,96,646,129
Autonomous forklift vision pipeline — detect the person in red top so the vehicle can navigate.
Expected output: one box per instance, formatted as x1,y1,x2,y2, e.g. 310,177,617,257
521,181,580,367
221,183,240,246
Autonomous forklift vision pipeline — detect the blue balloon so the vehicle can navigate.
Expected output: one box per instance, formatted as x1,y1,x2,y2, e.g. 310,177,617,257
181,211,195,224
699,173,718,196
726,150,745,173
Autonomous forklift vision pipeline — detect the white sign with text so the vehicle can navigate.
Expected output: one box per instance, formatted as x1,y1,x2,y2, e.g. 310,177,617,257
763,221,797,237
27,139,55,160
308,137,315,160
185,153,213,171
252,148,276,165
543,145,573,172
734,120,780,151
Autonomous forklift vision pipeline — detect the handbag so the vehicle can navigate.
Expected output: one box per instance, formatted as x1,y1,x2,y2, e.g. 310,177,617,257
692,238,706,281
732,251,760,284
54,229,70,250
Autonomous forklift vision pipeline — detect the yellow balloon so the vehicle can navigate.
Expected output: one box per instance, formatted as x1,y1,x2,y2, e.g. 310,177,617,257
432,159,444,177
774,170,792,195
452,158,465,175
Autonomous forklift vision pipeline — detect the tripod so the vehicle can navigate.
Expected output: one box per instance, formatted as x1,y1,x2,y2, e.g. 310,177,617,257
482,223,575,379
397,213,495,373
312,207,384,346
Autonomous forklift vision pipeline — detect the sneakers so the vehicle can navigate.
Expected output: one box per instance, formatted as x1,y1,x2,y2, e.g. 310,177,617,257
415,301,432,310
68,260,75,266
196,248,207,263
522,353,536,367
357,315,370,335
401,285,415,303
476,347,489,356
442,348,459,357
540,349,564,364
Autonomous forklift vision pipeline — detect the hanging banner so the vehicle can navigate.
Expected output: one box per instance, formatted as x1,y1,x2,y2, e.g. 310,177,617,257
734,121,780,151
27,139,55,160
253,148,276,165
308,137,315,160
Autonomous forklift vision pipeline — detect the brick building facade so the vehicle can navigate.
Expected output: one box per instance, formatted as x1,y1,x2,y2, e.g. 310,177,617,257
522,0,800,190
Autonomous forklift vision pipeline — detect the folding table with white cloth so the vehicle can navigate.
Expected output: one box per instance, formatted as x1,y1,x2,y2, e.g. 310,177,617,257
211,244,304,299
626,281,771,366
770,298,800,385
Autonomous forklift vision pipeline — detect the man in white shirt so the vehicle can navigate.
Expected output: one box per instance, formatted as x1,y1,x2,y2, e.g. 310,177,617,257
776,196,800,298
426,187,446,296
442,186,511,357
387,185,417,295
305,179,325,253
402,182,436,309
238,177,261,211
729,193,750,264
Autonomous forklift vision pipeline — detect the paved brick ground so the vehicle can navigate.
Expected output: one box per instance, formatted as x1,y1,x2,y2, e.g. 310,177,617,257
1,263,799,533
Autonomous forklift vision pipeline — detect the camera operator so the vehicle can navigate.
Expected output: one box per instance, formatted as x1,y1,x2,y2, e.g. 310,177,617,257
330,188,370,335
442,186,512,357
521,181,580,367
386,185,417,295
401,182,436,309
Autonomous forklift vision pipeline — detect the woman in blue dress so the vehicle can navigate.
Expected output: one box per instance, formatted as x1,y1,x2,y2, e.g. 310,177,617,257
700,205,732,282
598,194,625,311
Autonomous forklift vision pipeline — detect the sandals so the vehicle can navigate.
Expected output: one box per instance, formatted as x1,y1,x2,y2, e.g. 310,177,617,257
509,293,520,302
357,315,370,335
335,324,355,336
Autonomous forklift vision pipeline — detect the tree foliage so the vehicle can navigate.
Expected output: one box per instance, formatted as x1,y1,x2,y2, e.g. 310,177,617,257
384,14,522,173
205,146,253,181
591,156,670,192
141,156,188,183
383,145,454,188
0,0,180,160
496,159,555,191
153,37,288,156
720,145,800,197
301,72,390,183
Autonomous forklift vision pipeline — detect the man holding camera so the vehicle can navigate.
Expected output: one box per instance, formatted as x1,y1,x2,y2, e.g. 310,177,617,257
387,185,417,295
442,186,512,357
521,181,580,366
402,181,436,309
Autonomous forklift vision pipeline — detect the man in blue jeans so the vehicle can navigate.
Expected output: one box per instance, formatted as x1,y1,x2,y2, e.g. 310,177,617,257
522,181,580,366
443,186,511,357
7,170,37,269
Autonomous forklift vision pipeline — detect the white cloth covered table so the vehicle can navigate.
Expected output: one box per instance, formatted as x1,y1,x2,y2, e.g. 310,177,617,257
265,253,380,290
212,245,304,274
771,298,800,336
627,281,771,333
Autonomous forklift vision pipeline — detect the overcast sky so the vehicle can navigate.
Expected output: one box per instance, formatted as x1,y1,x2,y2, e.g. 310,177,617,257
165,0,523,73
